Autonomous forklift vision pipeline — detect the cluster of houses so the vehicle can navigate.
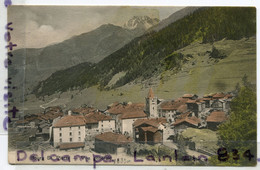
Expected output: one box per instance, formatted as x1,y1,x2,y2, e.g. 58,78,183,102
11,88,233,153
47,88,233,153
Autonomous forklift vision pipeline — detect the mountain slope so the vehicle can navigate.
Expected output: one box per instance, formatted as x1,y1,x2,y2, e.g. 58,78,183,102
10,17,159,95
24,36,255,112
148,7,202,32
33,7,256,97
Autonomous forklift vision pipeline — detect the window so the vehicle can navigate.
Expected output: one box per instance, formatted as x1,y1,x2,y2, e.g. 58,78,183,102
78,126,80,130
60,138,62,142
70,138,72,142
78,131,81,135
101,125,103,127
59,128,62,131
70,132,72,136
59,133,62,137
78,137,81,141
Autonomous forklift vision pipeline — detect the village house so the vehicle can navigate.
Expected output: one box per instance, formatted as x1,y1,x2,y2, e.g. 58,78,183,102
172,112,201,133
51,114,86,149
206,110,228,130
157,97,189,123
133,118,167,144
186,98,208,118
105,102,147,135
94,132,132,154
84,111,115,139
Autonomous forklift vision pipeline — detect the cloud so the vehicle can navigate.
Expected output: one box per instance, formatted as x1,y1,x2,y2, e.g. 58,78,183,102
8,6,183,49
38,25,54,32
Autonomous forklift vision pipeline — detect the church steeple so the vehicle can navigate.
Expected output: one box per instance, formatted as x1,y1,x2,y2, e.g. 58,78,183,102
145,88,158,118
147,88,154,99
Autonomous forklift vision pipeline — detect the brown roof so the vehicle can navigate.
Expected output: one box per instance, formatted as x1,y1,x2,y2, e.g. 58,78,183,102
159,98,189,113
16,120,29,124
206,111,227,122
72,107,96,115
203,93,216,98
59,142,85,150
177,104,188,113
225,94,233,99
213,93,226,99
85,112,112,124
53,115,86,128
147,88,154,99
95,132,132,145
133,117,167,128
140,126,158,133
186,100,196,104
186,99,205,104
38,111,63,121
107,102,145,115
173,112,200,127
182,94,195,98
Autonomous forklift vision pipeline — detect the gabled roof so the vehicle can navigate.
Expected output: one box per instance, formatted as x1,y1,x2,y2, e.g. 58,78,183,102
119,111,147,120
85,112,112,124
147,88,154,99
95,132,132,145
107,102,145,116
213,93,226,99
159,98,188,113
53,115,86,128
206,111,227,123
59,142,85,150
133,117,167,128
173,112,200,127
72,107,96,115
140,126,158,133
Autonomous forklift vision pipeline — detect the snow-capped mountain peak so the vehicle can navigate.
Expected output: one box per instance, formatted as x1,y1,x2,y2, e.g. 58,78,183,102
123,16,160,30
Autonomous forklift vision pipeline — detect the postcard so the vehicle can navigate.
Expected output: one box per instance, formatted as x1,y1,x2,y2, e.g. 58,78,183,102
7,6,257,167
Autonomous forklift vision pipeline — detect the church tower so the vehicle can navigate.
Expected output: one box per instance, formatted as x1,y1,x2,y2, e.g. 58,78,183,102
145,88,158,118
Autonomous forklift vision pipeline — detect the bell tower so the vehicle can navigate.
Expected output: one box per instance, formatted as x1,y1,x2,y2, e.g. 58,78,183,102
145,88,158,118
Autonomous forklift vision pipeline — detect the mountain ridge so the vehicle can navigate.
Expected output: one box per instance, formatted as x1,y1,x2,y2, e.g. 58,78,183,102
10,17,159,95
32,7,256,97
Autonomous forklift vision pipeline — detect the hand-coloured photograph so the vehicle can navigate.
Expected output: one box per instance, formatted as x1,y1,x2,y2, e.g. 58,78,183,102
7,6,256,167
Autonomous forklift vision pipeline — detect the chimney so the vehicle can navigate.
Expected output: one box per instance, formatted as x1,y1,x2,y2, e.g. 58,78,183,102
68,110,72,116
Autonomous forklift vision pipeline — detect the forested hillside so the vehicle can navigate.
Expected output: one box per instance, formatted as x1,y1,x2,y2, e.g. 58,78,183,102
33,7,256,97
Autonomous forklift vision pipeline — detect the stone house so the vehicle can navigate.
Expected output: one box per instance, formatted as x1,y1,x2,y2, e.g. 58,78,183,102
105,102,147,134
94,132,132,154
158,97,189,123
172,112,201,133
84,112,115,138
133,118,167,144
206,111,228,130
186,99,206,117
